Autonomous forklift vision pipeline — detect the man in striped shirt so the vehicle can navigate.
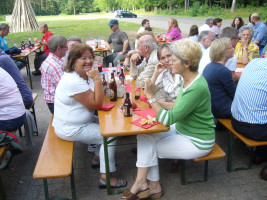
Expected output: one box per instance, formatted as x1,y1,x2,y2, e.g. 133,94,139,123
231,58,267,170
40,35,67,114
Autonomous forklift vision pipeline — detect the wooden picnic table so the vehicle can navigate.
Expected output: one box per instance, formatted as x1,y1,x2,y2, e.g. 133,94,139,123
12,45,41,89
98,77,170,195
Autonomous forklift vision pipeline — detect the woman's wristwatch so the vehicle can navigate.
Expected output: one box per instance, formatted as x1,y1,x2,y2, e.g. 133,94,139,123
148,98,157,104
243,47,248,50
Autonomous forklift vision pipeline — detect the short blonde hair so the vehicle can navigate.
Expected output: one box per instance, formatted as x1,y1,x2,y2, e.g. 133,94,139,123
170,38,202,71
210,38,231,62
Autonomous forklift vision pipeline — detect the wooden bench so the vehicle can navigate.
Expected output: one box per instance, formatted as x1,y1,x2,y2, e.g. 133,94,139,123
217,118,267,172
33,116,76,200
0,146,7,200
180,143,226,185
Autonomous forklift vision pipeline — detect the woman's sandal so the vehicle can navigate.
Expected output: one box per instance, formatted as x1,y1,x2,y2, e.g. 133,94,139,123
91,156,100,169
147,191,162,199
121,188,150,200
98,177,127,189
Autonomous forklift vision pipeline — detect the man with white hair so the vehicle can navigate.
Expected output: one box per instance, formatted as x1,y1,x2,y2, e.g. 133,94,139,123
198,31,214,55
130,35,158,89
198,17,214,34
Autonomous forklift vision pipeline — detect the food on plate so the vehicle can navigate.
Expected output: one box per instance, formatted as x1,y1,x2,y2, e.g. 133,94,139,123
140,115,156,125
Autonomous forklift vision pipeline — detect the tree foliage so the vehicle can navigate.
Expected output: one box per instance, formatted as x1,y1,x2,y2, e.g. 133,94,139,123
0,0,266,15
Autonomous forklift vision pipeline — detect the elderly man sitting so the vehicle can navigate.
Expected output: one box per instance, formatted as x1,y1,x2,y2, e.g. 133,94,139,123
62,36,82,66
198,30,214,55
234,26,260,65
130,35,165,101
40,35,68,114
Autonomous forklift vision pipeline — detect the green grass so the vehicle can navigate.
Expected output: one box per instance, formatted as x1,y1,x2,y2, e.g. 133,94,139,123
0,14,148,48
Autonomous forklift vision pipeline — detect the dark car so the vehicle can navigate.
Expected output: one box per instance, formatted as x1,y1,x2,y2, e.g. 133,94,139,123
116,11,137,18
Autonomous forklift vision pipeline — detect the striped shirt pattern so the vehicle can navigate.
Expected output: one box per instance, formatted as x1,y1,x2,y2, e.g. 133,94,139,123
231,58,267,124
155,69,183,102
40,53,64,103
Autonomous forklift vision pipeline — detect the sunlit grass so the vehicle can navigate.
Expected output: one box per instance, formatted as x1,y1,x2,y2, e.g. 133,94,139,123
1,15,142,47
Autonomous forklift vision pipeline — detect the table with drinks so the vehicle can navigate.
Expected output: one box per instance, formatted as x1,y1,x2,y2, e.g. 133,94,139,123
97,65,170,195
86,39,109,58
12,39,40,89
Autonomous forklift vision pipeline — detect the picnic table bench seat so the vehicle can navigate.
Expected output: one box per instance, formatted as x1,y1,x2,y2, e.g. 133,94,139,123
180,143,226,185
33,116,76,200
217,118,267,172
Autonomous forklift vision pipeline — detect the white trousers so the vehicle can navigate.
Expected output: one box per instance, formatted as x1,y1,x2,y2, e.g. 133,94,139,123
54,115,116,173
136,125,211,181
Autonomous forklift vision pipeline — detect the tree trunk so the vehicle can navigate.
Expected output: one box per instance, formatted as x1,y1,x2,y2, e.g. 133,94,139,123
184,0,187,11
231,0,236,13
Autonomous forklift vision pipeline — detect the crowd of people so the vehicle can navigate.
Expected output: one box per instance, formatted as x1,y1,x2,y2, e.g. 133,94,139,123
0,12,267,198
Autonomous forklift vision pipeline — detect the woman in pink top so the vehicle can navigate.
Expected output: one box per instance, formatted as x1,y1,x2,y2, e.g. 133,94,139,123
165,18,182,41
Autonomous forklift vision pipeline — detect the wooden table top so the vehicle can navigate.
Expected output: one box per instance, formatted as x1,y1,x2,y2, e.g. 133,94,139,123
98,79,170,137
12,46,41,58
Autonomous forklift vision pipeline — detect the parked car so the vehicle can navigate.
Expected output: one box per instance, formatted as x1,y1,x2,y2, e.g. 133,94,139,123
114,10,123,17
115,11,137,18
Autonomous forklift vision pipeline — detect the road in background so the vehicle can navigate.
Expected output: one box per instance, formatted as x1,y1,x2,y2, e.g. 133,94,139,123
115,15,234,37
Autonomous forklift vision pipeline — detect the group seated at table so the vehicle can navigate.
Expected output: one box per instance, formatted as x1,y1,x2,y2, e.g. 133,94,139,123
122,39,215,200
203,38,236,119
52,44,127,189
234,26,260,65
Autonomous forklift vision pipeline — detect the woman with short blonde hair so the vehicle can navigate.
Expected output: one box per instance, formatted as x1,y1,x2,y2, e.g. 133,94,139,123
122,39,215,200
203,38,236,119
210,37,232,62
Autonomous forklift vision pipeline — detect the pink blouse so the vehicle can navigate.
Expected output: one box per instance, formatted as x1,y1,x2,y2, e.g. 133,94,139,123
165,27,182,41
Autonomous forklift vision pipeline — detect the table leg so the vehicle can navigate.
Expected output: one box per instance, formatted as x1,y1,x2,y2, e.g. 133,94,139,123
25,56,33,89
103,137,111,195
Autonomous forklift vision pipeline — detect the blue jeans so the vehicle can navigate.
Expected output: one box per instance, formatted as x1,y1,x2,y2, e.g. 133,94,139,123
0,113,26,132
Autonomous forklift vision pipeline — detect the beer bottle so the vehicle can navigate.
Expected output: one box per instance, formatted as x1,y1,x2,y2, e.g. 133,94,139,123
28,38,32,49
123,92,132,117
108,72,117,101
119,68,125,86
102,74,107,95
21,41,25,50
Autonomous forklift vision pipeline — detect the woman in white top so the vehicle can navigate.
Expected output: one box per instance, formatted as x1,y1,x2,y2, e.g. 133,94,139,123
52,44,126,189
0,68,25,132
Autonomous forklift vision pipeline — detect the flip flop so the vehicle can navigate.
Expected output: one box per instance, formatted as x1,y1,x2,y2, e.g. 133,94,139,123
99,177,127,189
0,151,13,170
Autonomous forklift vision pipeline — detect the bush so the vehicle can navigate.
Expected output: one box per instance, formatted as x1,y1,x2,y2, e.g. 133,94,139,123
191,2,200,17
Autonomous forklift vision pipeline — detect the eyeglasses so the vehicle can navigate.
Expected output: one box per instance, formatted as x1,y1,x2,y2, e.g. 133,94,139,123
61,46,68,49
160,54,172,61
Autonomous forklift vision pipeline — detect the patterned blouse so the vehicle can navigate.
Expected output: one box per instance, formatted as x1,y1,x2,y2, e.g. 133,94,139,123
234,41,260,61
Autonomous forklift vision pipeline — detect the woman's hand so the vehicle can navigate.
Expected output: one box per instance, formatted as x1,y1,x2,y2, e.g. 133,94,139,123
144,79,156,99
241,37,249,48
86,69,101,81
155,62,166,74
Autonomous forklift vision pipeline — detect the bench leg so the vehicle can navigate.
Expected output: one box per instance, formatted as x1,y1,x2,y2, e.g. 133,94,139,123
227,133,234,172
204,160,208,182
180,160,186,185
70,165,76,200
31,105,39,136
0,172,7,200
43,179,50,200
